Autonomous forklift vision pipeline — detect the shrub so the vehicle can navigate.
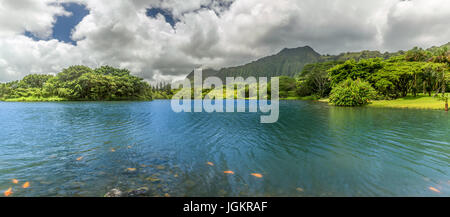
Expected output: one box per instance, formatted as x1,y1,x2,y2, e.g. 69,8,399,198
329,78,376,106
295,81,313,97
278,76,297,92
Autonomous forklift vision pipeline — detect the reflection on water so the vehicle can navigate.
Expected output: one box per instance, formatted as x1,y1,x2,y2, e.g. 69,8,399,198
0,100,448,196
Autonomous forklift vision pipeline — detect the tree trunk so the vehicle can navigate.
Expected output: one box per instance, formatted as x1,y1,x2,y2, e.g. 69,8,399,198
413,74,417,97
402,90,408,97
423,81,426,94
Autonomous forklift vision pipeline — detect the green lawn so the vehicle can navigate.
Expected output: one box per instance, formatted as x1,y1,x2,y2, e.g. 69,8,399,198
2,94,446,110
316,94,446,110
368,94,445,110
282,95,320,100
1,96,68,102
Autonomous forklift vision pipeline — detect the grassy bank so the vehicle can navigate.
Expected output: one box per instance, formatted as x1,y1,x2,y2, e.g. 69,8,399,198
282,96,320,100
368,95,445,110
1,96,153,102
313,94,446,110
1,96,68,102
2,94,446,111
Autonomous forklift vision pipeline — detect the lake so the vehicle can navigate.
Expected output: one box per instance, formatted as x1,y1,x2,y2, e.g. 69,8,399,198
0,100,449,196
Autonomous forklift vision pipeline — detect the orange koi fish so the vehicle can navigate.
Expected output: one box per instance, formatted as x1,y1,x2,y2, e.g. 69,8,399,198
76,156,83,161
207,162,214,166
22,182,30,189
12,179,19,184
429,187,440,193
4,187,13,196
251,173,263,178
127,168,137,172
224,171,234,174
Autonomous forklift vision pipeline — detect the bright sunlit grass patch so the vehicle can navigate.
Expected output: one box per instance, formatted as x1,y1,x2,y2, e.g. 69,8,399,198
291,95,321,100
2,96,68,102
368,94,445,110
316,94,446,110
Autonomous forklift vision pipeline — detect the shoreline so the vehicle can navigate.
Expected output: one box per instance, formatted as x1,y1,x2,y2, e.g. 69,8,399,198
314,95,446,110
0,97,153,102
2,95,446,111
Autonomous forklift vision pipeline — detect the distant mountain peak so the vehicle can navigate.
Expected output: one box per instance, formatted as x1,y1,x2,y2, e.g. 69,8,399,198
278,46,316,55
186,45,323,80
186,43,447,81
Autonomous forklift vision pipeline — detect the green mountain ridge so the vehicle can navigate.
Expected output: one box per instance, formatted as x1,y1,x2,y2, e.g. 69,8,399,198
186,42,449,81
187,46,321,81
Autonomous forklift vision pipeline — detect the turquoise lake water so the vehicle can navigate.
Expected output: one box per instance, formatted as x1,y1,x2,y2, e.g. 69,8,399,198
0,100,449,196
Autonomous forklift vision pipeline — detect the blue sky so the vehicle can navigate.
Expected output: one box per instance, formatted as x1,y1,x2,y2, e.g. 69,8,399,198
26,3,89,45
146,8,177,27
26,3,179,44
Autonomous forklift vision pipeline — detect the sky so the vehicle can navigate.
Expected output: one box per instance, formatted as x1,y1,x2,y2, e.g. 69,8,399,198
25,3,89,45
0,0,449,83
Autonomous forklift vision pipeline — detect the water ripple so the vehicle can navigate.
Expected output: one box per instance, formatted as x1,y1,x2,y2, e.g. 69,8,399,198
0,101,448,196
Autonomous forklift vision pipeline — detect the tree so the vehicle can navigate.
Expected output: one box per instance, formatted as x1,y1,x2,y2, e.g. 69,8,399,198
20,74,54,88
420,63,448,97
1,65,154,101
405,47,430,62
57,65,93,82
297,61,341,97
369,62,421,98
429,47,450,65
277,76,297,98
328,58,384,87
94,65,131,77
329,78,376,106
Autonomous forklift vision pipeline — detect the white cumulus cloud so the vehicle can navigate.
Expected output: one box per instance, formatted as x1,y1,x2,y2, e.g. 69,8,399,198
0,0,449,83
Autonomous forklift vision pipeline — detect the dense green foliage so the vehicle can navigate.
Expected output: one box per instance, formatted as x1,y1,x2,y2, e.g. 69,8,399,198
187,46,322,81
184,43,448,106
328,58,385,87
329,78,377,106
327,58,448,100
0,65,156,101
296,61,342,97
186,46,405,82
2,43,449,105
278,76,297,98
183,43,449,107
151,81,173,99
292,43,450,106
321,50,400,62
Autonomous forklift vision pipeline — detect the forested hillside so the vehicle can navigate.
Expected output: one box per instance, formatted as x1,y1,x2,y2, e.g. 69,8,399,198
184,43,450,109
184,42,449,108
297,43,450,98
0,66,155,101
187,46,321,80
186,45,406,81
2,43,448,104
